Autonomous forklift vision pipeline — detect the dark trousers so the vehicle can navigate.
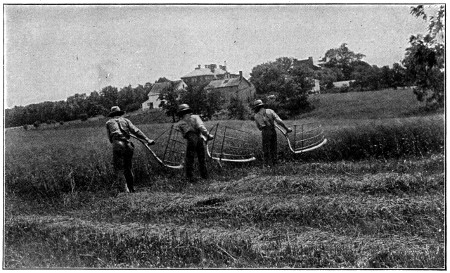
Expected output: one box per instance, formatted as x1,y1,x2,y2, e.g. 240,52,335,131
262,127,278,166
112,140,135,192
185,132,208,181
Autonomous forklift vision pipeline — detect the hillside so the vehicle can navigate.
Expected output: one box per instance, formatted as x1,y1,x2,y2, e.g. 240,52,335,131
300,88,431,120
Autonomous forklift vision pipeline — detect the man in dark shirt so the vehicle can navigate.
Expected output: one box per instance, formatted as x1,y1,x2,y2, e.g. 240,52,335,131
106,106,155,192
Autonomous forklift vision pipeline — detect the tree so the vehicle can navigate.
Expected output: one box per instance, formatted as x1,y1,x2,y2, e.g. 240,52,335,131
180,83,223,120
204,89,224,120
118,85,135,110
314,67,342,90
250,62,285,95
67,93,88,120
403,5,444,109
320,43,366,80
391,63,408,88
99,86,119,109
249,57,314,117
227,96,251,120
158,82,181,122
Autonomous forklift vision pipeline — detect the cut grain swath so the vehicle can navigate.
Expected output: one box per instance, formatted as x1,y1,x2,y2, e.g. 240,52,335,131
276,122,328,154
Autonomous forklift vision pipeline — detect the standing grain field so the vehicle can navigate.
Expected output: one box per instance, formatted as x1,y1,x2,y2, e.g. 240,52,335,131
4,89,445,268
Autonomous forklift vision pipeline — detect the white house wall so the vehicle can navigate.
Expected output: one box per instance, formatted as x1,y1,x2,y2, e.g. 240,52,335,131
142,94,164,110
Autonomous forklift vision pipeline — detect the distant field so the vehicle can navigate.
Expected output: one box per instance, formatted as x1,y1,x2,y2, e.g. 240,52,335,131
302,88,428,120
4,88,445,268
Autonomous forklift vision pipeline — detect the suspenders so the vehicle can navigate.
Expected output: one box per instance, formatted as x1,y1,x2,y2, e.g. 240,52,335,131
261,109,274,128
115,118,131,141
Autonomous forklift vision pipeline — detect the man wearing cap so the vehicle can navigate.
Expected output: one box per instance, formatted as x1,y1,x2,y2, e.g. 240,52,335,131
176,104,214,183
252,99,292,166
106,106,155,193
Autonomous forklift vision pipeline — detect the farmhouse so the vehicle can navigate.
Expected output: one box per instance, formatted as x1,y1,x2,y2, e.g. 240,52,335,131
204,71,256,106
181,64,239,86
141,80,187,111
333,80,355,88
294,56,322,71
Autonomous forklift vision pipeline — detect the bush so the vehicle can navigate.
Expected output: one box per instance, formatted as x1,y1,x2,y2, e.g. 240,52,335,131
33,121,40,128
125,102,142,113
79,114,88,121
227,97,252,120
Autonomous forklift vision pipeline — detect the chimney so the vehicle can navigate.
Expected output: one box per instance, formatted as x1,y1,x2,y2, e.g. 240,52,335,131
196,64,201,70
239,71,243,80
207,64,216,73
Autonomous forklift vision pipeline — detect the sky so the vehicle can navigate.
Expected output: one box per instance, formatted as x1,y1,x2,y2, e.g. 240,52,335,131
4,4,432,108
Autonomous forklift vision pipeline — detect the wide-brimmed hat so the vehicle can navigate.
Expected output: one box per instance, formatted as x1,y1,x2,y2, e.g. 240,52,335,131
252,99,265,109
108,106,125,117
177,104,192,116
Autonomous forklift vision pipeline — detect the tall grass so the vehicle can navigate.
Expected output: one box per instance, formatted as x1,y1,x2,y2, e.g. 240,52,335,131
4,115,444,197
299,116,445,162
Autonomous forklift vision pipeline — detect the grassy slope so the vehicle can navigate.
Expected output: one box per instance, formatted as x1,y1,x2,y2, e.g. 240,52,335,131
4,88,445,268
301,88,427,120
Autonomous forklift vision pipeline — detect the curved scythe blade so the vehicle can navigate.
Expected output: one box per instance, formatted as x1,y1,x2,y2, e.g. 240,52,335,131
131,135,184,170
275,124,328,154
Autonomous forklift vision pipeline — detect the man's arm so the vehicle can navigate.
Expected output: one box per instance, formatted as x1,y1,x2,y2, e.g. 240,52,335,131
106,121,113,143
126,119,155,145
271,110,292,133
193,116,214,140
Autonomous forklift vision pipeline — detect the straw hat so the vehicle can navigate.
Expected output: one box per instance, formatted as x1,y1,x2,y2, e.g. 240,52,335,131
177,104,192,116
252,99,264,109
108,106,125,117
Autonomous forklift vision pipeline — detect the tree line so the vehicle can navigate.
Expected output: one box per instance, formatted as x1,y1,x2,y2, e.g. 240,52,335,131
249,5,444,113
5,84,152,128
5,5,444,128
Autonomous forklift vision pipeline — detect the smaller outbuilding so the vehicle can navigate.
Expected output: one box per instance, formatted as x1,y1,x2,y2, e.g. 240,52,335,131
333,80,355,88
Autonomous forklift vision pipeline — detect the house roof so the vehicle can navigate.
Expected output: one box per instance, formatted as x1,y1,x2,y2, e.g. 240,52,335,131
149,80,185,94
150,82,172,94
205,77,244,89
294,57,321,70
181,67,227,78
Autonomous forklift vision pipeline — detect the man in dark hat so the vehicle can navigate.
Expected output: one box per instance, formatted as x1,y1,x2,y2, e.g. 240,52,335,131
176,104,214,183
252,99,292,166
106,106,155,193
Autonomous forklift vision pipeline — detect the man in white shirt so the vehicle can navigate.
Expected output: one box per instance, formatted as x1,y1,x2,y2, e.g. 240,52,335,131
252,100,292,166
106,106,155,192
176,104,214,183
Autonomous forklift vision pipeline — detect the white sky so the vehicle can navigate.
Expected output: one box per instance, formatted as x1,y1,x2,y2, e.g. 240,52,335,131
4,4,432,108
